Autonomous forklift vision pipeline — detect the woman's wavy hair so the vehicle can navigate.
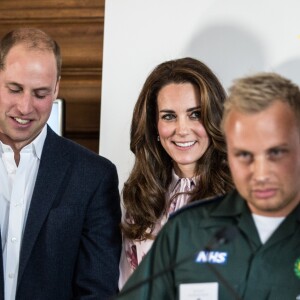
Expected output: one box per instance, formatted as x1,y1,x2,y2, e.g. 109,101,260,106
122,57,233,240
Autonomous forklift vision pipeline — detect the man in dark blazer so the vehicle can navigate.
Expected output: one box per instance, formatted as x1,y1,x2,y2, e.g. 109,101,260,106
0,28,121,299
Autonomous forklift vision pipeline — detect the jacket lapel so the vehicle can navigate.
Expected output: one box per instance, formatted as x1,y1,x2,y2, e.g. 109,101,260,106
17,127,71,285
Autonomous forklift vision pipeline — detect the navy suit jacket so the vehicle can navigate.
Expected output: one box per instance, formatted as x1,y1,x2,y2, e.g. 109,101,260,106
1,126,121,299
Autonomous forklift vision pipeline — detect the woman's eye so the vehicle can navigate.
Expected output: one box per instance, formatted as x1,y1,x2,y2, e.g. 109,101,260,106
190,111,201,119
161,114,176,120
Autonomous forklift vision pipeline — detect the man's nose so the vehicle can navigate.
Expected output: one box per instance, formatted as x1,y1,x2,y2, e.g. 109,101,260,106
16,93,34,115
252,156,270,183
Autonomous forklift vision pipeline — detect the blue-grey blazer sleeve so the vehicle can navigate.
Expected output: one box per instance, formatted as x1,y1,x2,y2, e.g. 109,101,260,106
73,162,121,298
17,127,122,300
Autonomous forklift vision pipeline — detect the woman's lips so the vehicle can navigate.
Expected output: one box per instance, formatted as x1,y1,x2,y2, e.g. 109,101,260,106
173,141,196,148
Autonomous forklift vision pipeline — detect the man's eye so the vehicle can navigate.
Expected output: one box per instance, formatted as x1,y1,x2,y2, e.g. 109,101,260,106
35,94,47,99
9,89,21,94
269,148,287,160
34,91,49,99
235,152,252,162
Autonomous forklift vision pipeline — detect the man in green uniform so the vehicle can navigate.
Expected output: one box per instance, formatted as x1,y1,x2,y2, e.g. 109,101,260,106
117,72,300,300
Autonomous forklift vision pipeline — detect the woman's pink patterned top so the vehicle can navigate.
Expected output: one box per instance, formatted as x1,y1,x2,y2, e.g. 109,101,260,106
119,170,196,288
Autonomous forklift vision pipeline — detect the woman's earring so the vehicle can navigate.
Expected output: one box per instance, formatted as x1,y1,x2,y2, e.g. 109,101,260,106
157,135,160,142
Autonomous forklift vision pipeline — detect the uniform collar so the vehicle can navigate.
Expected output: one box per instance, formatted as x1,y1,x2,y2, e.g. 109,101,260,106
210,189,300,222
210,189,248,217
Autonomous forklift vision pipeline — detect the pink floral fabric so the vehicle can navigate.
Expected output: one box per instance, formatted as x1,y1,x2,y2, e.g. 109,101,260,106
118,170,196,288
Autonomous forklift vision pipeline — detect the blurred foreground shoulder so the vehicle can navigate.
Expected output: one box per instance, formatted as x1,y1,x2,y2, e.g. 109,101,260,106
169,194,226,220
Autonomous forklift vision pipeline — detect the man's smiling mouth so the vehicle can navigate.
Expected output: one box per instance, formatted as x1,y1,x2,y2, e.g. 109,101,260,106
14,117,30,125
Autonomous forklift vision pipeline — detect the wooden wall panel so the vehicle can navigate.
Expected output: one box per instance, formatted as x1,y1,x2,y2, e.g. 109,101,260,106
0,0,104,153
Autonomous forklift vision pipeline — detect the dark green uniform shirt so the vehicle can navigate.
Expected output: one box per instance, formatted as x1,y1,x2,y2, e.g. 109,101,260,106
117,190,300,300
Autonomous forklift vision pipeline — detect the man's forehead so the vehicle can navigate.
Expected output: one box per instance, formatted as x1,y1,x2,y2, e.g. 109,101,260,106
224,101,299,148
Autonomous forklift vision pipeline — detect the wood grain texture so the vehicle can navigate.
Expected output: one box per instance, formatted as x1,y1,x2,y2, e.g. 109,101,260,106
0,0,104,153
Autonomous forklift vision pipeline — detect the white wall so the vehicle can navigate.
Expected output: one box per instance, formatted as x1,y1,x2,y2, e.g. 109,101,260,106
100,0,300,191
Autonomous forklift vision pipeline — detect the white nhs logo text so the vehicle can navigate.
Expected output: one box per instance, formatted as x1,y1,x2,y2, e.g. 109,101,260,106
195,251,228,264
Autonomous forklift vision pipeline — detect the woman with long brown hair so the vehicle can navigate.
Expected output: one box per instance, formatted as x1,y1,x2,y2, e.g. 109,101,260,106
119,57,233,287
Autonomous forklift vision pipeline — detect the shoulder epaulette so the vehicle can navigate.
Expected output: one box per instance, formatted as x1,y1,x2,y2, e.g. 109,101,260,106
169,194,226,219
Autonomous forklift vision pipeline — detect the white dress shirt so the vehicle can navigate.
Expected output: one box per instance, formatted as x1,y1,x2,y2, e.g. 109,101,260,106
0,126,47,300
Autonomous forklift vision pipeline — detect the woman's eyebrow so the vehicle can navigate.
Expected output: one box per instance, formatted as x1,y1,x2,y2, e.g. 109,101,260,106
186,106,200,112
159,109,175,113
